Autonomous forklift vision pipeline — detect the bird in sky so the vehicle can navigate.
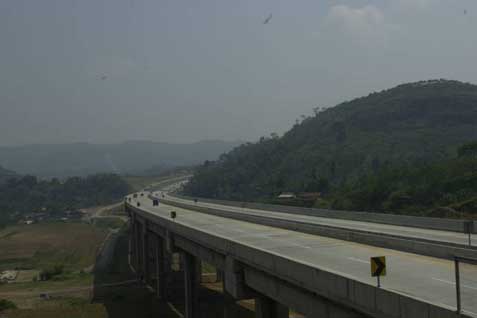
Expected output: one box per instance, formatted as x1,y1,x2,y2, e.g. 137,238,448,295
464,9,467,14
263,13,272,24
100,75,107,80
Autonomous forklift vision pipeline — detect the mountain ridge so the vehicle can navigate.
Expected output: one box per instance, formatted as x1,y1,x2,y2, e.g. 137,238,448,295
0,140,243,177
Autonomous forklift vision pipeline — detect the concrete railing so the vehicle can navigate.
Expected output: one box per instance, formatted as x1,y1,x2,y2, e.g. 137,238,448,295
173,194,476,234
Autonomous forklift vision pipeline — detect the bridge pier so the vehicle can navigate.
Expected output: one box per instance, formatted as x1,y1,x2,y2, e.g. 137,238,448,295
135,221,143,278
223,291,242,318
216,269,223,283
140,221,149,283
255,295,288,318
183,252,200,318
195,259,202,284
129,213,138,272
154,234,166,299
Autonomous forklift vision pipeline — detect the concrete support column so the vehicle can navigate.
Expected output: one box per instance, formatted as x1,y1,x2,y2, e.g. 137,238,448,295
222,256,256,317
195,260,202,284
163,249,174,300
154,235,166,299
135,221,142,276
142,222,149,283
223,292,241,318
255,295,288,318
183,252,199,318
129,213,137,272
216,269,223,283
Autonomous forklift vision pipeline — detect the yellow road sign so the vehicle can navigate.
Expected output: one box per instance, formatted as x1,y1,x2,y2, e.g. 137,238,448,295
371,256,386,277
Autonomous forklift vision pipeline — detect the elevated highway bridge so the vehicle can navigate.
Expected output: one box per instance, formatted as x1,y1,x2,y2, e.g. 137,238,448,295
125,190,477,318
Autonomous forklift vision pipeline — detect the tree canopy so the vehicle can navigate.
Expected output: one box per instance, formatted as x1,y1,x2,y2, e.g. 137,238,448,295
0,173,131,226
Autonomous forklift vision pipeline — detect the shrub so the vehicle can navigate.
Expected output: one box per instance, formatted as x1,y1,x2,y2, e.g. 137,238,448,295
39,263,64,281
0,299,17,311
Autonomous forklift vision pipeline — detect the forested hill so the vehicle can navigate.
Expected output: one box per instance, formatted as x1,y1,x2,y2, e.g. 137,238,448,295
184,80,477,200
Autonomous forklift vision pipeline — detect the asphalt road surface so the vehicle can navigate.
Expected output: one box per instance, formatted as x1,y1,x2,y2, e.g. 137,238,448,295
162,193,475,248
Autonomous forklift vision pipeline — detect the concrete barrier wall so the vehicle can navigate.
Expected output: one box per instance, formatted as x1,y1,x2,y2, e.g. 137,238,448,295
174,194,476,234
161,198,477,261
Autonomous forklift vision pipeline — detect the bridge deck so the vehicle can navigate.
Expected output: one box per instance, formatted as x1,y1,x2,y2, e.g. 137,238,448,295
135,195,477,317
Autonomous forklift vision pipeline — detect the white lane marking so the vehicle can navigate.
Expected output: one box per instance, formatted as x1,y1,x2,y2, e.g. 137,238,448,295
432,278,477,291
347,257,369,264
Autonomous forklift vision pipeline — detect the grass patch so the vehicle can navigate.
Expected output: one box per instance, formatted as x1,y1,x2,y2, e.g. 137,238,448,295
201,262,216,274
15,270,40,283
0,272,93,293
0,222,107,272
0,230,19,240
93,217,125,230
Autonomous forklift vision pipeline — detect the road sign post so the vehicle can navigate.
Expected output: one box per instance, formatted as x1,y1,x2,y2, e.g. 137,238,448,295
454,256,477,314
371,256,386,288
464,221,473,246
455,258,461,314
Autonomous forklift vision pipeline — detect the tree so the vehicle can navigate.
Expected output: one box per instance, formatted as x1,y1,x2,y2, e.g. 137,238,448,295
458,141,477,158
39,263,64,281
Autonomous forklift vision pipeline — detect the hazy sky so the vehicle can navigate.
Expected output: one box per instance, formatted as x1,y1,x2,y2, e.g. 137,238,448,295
1,0,477,146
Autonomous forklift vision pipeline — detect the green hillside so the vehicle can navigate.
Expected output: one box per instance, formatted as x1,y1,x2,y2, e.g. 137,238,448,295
329,143,477,217
184,80,477,207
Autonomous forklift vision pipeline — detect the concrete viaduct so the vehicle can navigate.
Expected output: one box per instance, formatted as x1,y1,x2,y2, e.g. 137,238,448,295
125,192,475,318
